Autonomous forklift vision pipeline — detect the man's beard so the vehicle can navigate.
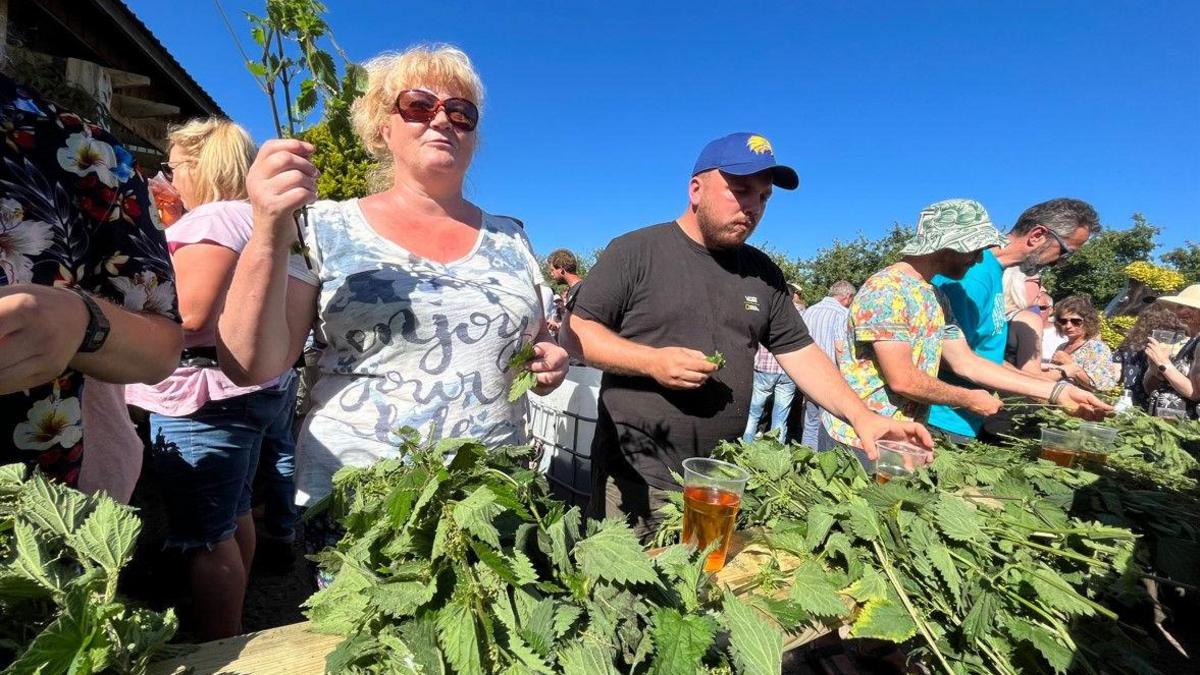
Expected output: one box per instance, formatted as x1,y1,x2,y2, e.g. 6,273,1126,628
696,203,755,250
1018,241,1056,275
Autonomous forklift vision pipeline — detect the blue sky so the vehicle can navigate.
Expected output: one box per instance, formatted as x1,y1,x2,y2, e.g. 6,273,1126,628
126,0,1199,260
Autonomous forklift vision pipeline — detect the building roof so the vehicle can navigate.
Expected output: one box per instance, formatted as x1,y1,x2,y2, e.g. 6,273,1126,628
92,0,224,117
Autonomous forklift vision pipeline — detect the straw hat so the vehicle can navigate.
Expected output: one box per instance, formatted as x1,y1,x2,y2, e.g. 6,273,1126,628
1159,284,1200,310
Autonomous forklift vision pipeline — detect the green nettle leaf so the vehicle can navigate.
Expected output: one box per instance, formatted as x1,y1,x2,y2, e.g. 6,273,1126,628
559,641,621,675
842,566,888,604
723,591,783,675
648,608,718,675
1026,570,1095,617
925,543,963,606
962,589,998,641
12,520,65,593
508,370,538,403
20,472,91,537
849,595,917,642
437,598,485,675
788,561,849,618
1004,615,1073,673
573,518,659,585
553,603,584,639
73,498,140,575
509,549,539,586
453,486,503,549
932,494,984,543
805,504,836,552
305,563,374,634
846,498,882,541
3,585,100,674
368,579,436,619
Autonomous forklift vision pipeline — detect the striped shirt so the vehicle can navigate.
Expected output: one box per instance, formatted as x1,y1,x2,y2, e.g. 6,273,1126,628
802,297,850,361
753,344,784,373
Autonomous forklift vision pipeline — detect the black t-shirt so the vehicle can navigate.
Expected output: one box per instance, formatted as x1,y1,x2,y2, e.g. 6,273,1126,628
569,222,812,490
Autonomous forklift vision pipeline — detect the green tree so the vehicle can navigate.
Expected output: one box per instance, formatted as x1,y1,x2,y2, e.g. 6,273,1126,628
1162,241,1200,285
297,122,374,200
1040,213,1158,304
764,224,912,304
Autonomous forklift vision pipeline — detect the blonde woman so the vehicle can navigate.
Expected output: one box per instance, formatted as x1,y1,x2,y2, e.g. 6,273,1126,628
217,45,568,561
1001,268,1050,376
126,119,310,639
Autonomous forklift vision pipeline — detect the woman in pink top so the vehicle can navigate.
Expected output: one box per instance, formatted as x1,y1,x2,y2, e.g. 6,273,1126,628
126,119,312,639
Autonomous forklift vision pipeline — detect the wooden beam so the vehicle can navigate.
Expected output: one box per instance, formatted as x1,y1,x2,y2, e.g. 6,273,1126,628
104,66,151,89
111,92,180,119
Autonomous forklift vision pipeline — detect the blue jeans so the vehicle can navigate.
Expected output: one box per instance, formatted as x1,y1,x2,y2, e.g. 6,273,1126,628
742,370,796,444
258,373,300,541
150,380,297,553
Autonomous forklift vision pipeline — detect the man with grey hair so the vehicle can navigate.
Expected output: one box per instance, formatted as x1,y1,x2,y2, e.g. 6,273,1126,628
800,280,857,449
927,198,1101,442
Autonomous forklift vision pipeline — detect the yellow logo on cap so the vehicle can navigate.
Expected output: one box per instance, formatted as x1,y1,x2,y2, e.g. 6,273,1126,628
747,135,773,155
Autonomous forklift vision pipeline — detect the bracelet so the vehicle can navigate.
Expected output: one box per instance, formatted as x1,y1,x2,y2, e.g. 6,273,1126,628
1048,381,1069,405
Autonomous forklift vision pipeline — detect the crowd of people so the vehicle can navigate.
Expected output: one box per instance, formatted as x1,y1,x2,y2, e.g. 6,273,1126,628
2,42,1198,639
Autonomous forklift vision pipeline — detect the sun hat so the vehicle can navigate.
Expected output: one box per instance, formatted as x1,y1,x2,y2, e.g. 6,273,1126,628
899,199,1007,256
692,132,799,190
1158,284,1200,310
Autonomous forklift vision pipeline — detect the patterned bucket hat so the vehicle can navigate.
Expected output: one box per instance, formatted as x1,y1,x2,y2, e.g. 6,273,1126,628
900,199,1006,256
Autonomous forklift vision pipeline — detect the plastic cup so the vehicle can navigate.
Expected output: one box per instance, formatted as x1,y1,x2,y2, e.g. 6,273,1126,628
681,458,750,573
873,440,934,485
1039,428,1081,467
1078,422,1118,465
1152,329,1182,345
1156,402,1187,421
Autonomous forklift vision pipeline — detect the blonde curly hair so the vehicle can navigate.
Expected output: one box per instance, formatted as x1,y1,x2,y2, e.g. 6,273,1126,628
350,44,484,190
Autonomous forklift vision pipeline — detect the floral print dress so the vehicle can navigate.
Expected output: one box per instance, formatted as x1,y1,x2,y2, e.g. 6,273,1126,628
0,75,178,484
1054,338,1120,392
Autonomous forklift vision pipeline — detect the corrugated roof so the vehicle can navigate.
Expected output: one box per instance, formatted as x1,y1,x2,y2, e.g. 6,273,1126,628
92,0,225,117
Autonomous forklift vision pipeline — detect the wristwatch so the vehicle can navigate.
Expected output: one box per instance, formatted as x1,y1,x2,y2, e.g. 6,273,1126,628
68,287,111,353
1158,363,1168,374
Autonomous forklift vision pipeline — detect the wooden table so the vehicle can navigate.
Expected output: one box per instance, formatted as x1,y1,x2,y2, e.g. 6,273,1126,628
149,534,830,674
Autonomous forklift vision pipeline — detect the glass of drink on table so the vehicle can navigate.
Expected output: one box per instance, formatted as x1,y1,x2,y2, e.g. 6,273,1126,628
1077,422,1117,466
681,457,749,573
1156,401,1187,421
1039,428,1081,467
873,440,933,484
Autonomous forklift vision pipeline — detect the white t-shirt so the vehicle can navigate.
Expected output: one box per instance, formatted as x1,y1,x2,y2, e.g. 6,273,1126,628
294,199,545,504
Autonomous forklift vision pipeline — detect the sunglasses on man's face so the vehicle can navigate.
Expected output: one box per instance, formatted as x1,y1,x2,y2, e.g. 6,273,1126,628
393,89,479,132
1056,317,1084,327
1039,226,1076,264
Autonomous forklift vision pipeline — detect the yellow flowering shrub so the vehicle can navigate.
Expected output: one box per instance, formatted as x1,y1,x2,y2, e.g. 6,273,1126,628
1100,314,1137,349
1124,261,1185,292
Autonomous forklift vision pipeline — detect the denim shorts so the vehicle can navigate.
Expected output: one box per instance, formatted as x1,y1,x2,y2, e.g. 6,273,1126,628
150,380,295,553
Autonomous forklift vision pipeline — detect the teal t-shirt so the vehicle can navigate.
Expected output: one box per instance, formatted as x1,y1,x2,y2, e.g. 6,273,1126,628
927,249,1007,437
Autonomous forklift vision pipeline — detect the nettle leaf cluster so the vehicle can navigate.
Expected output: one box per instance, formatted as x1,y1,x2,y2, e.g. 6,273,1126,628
1008,408,1200,588
657,438,1155,675
0,464,176,673
303,430,786,674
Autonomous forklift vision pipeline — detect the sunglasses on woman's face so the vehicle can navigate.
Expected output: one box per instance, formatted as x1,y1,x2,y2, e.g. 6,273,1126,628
392,89,479,132
1056,317,1084,327
158,161,187,182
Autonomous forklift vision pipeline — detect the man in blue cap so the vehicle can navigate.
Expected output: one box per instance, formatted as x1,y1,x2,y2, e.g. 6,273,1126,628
562,133,932,538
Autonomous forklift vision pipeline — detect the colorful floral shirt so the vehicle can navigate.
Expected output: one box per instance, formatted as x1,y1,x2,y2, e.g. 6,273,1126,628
1052,337,1120,392
0,75,178,485
823,266,961,447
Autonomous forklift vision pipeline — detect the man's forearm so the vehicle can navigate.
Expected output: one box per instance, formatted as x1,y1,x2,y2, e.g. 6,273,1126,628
560,314,656,377
957,356,1055,399
70,299,182,385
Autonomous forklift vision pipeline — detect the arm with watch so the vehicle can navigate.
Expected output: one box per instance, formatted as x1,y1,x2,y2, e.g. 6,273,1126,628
1143,337,1199,401
0,284,183,397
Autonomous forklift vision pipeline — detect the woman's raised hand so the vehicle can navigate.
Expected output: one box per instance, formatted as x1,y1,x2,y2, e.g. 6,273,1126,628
247,139,320,248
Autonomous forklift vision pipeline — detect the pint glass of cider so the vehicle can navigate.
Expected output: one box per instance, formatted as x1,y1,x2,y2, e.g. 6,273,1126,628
681,457,749,573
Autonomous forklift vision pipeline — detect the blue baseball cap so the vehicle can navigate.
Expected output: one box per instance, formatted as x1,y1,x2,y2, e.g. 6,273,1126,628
691,132,799,190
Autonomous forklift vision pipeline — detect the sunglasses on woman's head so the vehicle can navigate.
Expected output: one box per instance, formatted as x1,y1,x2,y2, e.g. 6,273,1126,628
1056,317,1083,327
392,89,479,132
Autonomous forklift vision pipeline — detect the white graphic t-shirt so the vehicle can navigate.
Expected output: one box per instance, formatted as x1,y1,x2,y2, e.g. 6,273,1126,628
294,199,544,504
